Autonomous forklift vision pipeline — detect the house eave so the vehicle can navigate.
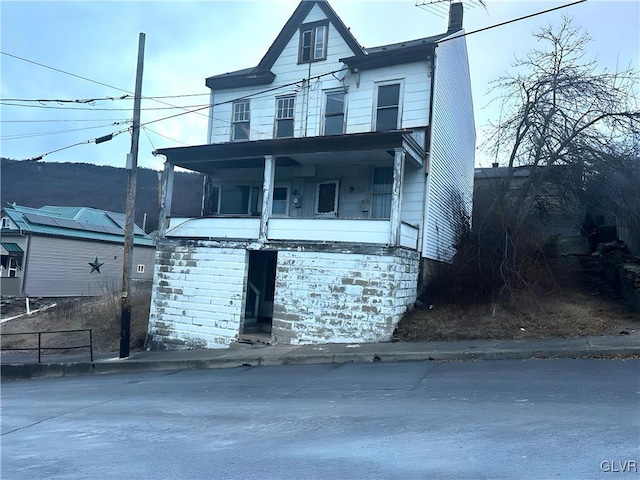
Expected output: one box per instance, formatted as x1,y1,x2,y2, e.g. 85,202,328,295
155,130,423,172
205,70,276,90
341,42,437,72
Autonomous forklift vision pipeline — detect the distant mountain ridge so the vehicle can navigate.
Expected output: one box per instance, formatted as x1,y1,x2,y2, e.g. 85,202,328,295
0,159,204,233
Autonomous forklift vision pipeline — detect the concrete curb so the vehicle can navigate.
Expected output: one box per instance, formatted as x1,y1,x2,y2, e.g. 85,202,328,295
2,336,639,380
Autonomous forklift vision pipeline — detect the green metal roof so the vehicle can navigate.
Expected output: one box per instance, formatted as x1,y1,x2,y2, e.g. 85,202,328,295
1,203,154,247
1,242,23,253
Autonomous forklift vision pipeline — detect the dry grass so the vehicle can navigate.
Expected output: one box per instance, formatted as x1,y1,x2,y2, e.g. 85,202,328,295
1,284,151,353
395,257,639,342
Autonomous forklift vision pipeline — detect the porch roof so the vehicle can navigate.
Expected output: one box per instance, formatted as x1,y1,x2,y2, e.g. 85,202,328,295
154,130,425,174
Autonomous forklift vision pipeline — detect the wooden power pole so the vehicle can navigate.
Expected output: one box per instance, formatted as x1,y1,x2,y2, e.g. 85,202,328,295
120,33,146,359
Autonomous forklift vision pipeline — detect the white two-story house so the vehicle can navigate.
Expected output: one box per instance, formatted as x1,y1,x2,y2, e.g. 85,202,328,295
147,0,475,349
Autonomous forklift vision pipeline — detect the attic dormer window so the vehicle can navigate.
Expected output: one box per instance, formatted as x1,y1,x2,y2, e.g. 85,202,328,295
299,21,328,63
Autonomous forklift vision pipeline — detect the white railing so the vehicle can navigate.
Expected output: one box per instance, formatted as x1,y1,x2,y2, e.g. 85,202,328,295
164,216,420,250
165,217,260,239
268,218,390,245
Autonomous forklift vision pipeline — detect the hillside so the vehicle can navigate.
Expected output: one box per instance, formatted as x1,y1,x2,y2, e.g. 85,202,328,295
1,159,204,232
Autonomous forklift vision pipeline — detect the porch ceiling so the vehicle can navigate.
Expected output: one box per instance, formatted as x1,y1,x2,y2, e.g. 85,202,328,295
154,130,425,174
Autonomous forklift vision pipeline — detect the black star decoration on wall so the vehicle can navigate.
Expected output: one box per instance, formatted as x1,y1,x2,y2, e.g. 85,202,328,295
89,257,104,274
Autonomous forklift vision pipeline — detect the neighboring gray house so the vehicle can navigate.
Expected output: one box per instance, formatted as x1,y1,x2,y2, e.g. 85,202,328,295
0,203,155,297
147,0,476,349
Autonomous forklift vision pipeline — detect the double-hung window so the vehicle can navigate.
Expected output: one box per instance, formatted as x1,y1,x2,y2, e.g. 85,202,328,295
299,22,328,63
209,185,261,216
371,167,393,219
323,91,346,135
275,96,295,138
375,83,401,131
232,100,250,141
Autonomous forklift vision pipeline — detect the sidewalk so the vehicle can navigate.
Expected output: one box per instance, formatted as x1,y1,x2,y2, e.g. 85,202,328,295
2,333,639,380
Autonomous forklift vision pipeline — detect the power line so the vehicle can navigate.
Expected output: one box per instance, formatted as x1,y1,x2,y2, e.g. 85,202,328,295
435,0,588,45
0,101,210,111
0,51,132,94
0,118,130,123
1,122,128,141
0,95,129,103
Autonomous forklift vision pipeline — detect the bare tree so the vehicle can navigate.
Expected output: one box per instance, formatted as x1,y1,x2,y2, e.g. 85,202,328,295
482,17,640,232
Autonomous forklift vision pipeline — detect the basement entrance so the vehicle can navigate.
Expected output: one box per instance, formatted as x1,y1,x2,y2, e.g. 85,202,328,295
242,251,277,335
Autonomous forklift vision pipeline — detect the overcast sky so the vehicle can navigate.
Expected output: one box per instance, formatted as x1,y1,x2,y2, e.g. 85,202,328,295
1,0,638,171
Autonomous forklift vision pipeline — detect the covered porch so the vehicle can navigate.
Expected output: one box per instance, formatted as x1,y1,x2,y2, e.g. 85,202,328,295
155,130,425,250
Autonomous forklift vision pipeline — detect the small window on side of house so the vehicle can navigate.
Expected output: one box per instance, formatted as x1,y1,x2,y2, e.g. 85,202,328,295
275,96,295,138
324,92,346,135
137,264,145,274
375,83,401,131
232,100,250,141
1,218,10,229
299,22,328,63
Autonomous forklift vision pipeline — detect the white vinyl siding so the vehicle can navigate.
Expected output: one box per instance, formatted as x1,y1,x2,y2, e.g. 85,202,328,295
422,32,476,262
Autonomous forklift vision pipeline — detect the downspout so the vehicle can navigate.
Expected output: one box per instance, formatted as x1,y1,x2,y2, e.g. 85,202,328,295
421,49,438,256
19,231,31,297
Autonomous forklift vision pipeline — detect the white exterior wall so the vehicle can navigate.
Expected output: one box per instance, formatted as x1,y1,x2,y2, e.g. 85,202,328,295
422,32,475,261
207,6,431,143
148,243,247,349
23,236,154,297
272,249,419,345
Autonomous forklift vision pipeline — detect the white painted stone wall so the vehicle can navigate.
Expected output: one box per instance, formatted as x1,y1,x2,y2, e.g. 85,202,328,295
272,249,419,345
148,243,247,349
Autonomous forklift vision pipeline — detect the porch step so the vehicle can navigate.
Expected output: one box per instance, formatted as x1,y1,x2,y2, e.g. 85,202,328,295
235,332,272,347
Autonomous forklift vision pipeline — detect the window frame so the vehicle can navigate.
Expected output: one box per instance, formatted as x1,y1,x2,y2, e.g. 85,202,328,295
322,90,347,136
271,184,291,217
136,264,145,274
1,217,10,229
298,20,329,64
231,100,251,142
208,184,262,216
315,180,340,217
275,95,296,138
370,166,394,219
373,81,404,132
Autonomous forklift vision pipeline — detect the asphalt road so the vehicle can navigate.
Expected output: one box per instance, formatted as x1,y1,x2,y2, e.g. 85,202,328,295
2,359,639,480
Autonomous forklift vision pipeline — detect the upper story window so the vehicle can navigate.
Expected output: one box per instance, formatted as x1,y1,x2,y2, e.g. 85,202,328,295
232,100,250,141
275,96,295,138
375,83,401,131
323,91,346,136
1,217,10,229
299,21,328,63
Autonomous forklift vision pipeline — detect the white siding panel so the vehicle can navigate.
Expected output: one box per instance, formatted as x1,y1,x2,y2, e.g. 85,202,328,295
422,33,476,261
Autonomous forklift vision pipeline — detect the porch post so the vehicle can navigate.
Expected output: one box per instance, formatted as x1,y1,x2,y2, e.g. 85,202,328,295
259,154,275,242
389,147,405,246
157,160,174,239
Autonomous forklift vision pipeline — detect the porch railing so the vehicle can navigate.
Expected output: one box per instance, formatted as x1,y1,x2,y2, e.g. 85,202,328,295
165,216,420,250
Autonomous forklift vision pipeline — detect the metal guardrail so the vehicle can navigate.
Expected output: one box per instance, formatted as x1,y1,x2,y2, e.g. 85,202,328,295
1,329,93,364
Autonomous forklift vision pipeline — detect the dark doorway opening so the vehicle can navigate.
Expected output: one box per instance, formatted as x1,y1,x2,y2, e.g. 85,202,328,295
243,250,277,334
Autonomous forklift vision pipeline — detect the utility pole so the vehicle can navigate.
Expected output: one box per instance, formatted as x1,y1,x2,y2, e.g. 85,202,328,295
120,33,145,359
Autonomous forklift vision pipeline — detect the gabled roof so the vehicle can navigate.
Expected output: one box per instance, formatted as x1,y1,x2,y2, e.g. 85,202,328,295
205,0,465,90
1,203,154,246
206,0,364,90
